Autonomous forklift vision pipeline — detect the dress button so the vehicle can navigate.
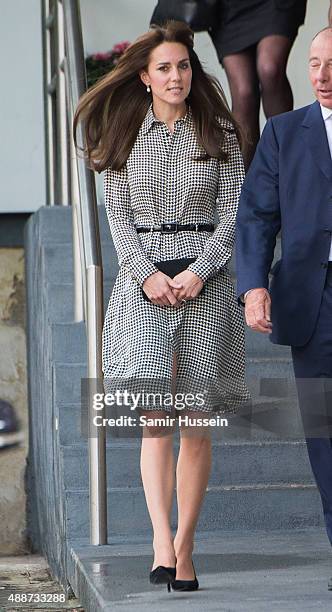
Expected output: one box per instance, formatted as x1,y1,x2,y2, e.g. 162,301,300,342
321,263,328,268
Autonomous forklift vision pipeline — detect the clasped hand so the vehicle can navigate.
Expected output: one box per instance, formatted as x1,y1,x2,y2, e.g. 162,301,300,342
142,270,204,306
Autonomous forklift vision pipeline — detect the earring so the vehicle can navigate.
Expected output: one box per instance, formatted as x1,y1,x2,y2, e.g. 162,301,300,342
146,85,151,93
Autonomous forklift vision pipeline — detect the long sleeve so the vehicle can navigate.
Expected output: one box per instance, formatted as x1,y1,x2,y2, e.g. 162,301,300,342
187,129,245,282
104,164,158,286
236,118,281,299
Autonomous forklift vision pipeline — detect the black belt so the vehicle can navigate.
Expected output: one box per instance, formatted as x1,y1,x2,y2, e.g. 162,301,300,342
135,223,215,234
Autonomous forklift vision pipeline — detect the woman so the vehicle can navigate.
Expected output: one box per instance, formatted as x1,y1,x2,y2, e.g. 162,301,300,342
74,20,249,593
210,0,308,168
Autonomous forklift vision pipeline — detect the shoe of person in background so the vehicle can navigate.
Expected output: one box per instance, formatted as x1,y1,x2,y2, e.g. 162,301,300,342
0,399,24,449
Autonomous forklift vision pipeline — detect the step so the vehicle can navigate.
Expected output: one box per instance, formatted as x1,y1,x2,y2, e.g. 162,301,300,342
53,363,87,407
61,440,314,491
42,242,119,283
46,282,113,322
64,485,322,539
245,327,290,358
35,205,111,245
51,322,86,363
66,528,332,612
46,283,75,322
246,357,295,397
57,404,83,446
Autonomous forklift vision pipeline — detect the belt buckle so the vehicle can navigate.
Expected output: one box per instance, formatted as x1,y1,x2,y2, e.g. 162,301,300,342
161,222,178,234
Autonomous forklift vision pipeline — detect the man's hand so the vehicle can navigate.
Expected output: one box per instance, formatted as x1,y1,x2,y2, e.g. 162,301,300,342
142,271,183,306
244,288,272,334
172,270,204,301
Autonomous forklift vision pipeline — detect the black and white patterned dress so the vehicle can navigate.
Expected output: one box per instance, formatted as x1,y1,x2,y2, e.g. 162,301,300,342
102,103,250,414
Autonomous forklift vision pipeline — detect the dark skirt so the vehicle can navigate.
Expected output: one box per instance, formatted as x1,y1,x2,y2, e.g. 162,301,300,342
211,0,307,60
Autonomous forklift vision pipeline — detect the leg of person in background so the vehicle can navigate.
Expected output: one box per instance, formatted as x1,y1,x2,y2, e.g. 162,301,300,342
222,45,260,170
256,34,294,118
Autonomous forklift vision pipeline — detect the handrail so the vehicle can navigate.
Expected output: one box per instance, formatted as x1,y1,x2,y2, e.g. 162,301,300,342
41,0,108,545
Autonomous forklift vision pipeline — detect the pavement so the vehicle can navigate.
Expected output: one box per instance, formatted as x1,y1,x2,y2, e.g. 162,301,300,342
0,556,83,611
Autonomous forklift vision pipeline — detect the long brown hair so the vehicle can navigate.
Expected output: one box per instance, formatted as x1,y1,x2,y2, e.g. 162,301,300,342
73,20,242,173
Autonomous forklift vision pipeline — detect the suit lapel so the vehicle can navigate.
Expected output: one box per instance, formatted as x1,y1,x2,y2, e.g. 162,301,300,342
302,100,332,182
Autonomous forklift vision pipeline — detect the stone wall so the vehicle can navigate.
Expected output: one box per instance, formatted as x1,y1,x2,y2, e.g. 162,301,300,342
0,248,29,554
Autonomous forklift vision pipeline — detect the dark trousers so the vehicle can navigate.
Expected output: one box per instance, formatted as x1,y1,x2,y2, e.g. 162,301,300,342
291,267,332,545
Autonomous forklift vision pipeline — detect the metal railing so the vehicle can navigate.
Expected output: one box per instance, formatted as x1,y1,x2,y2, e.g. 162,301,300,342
41,0,107,545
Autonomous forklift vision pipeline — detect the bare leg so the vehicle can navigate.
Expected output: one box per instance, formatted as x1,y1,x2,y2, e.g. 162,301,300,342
256,35,294,117
140,355,177,571
173,412,212,579
223,47,260,170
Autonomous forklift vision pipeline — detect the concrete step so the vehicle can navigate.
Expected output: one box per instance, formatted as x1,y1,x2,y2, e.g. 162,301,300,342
245,327,290,358
64,485,322,539
58,404,84,446
46,283,75,322
61,440,314,491
34,205,111,245
66,528,332,612
51,322,86,363
47,283,113,322
42,242,119,283
246,357,295,397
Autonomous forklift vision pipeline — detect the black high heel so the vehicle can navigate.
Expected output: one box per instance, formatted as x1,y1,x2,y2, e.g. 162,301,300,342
171,559,199,591
149,566,176,592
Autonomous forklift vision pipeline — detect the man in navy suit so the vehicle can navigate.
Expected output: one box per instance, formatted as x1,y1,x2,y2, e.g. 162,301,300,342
236,26,332,587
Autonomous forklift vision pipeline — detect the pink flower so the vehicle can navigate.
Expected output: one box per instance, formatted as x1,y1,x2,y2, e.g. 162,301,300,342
88,42,130,64
112,41,130,54
91,51,113,61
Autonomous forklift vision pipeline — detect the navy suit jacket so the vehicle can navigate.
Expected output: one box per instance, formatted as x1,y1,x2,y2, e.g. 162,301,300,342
236,100,332,347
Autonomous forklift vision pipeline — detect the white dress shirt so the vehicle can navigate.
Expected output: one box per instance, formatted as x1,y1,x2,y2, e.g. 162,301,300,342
320,104,332,261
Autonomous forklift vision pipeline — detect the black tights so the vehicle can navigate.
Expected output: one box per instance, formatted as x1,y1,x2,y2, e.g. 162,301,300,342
222,35,294,170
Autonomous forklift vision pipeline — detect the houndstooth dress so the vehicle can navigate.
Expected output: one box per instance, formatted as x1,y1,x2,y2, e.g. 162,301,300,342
102,103,250,414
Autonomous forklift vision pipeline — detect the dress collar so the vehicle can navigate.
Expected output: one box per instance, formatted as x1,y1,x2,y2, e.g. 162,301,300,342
141,102,192,135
